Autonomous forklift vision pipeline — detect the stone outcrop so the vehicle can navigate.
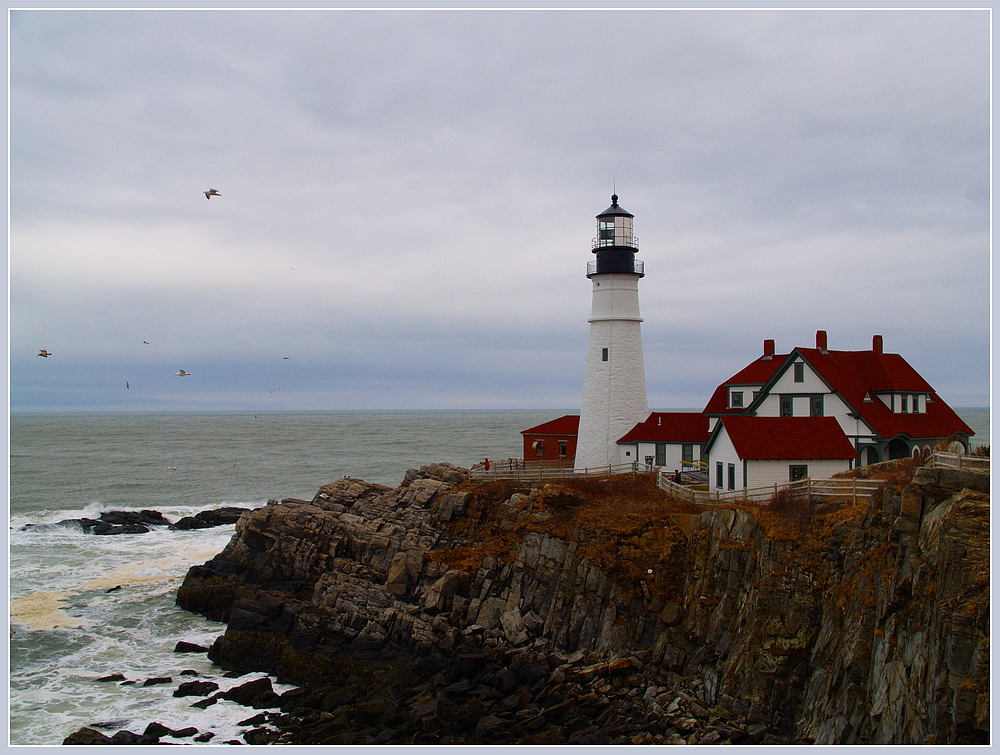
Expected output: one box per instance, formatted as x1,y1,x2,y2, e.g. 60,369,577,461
20,507,251,535
173,461,989,745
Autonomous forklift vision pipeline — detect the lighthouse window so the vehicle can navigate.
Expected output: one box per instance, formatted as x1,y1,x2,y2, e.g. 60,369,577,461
599,219,614,241
602,348,609,362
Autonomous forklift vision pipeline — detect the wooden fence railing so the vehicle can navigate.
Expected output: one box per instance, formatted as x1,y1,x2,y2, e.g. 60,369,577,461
657,474,885,506
469,460,644,483
469,451,988,502
927,450,989,474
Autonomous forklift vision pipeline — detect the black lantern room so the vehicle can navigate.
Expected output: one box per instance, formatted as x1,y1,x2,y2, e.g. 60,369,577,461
588,194,644,278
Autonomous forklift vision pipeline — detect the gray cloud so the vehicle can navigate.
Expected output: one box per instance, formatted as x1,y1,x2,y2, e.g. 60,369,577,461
10,8,990,412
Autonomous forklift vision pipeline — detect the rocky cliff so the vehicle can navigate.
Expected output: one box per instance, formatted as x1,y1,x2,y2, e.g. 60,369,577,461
175,460,989,745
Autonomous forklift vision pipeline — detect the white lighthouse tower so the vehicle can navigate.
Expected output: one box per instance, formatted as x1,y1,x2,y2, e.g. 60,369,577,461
574,194,649,472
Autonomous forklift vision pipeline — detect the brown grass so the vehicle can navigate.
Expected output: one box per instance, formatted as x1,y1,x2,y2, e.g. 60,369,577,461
428,475,704,604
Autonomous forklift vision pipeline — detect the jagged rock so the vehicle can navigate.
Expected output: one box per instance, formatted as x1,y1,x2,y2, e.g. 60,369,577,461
174,679,220,697
169,462,988,745
63,727,113,744
174,640,209,653
220,677,281,708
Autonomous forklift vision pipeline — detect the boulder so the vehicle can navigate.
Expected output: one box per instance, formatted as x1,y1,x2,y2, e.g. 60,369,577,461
174,680,220,697
63,727,113,744
174,640,209,653
220,677,281,709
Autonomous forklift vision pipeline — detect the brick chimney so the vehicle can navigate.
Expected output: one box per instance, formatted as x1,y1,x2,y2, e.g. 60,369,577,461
816,330,828,353
763,339,775,360
873,334,883,354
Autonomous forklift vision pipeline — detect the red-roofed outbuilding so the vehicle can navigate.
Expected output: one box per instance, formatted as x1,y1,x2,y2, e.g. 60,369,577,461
521,415,580,462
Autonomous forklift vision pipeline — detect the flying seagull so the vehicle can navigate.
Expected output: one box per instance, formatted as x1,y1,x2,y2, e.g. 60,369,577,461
283,356,290,360
37,349,52,358
175,370,191,377
126,381,130,389
204,188,220,199
143,340,150,345
270,389,279,393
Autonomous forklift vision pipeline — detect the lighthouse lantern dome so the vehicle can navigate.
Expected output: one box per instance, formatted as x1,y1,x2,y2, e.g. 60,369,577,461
589,194,643,277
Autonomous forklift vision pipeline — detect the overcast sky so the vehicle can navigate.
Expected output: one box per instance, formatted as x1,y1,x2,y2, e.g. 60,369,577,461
9,8,991,413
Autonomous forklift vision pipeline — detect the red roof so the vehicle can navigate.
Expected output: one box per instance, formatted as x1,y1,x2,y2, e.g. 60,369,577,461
715,416,858,460
617,412,710,444
522,415,580,436
704,345,973,442
703,355,788,415
794,348,973,440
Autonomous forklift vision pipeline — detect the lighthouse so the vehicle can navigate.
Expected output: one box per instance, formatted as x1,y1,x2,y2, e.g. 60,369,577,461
574,194,649,472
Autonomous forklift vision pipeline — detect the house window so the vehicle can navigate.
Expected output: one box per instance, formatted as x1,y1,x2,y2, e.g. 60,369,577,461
558,440,567,457
789,464,808,482
794,362,804,382
716,462,723,489
730,390,744,408
810,395,823,417
534,440,544,456
655,443,666,466
682,444,693,463
900,394,909,413
727,463,736,490
602,348,609,362
780,396,793,417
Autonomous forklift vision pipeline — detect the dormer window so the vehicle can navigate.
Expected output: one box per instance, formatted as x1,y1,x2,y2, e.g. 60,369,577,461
901,395,909,413
730,390,744,408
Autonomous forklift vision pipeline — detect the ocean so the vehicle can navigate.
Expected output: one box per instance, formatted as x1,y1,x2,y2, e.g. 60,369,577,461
8,408,989,745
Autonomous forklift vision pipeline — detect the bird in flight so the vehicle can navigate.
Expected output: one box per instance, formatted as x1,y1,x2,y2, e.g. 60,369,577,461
143,340,150,345
270,389,279,393
175,370,191,377
37,349,52,358
283,356,290,360
204,188,221,199
126,381,131,389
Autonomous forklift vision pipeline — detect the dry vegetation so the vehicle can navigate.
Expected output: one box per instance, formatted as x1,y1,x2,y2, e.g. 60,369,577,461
428,475,707,602
429,460,924,607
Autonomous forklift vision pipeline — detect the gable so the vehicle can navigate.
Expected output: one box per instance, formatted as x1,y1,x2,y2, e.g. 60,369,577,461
792,348,972,440
703,354,787,415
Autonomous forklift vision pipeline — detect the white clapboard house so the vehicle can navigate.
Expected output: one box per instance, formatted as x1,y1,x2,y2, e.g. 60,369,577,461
699,331,973,490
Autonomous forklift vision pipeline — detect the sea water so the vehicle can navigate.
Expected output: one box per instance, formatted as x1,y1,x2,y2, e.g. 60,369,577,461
8,410,556,745
8,408,988,745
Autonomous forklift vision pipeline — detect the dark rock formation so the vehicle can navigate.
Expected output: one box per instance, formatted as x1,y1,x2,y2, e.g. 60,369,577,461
174,679,219,697
21,506,252,535
173,640,209,653
172,461,988,745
